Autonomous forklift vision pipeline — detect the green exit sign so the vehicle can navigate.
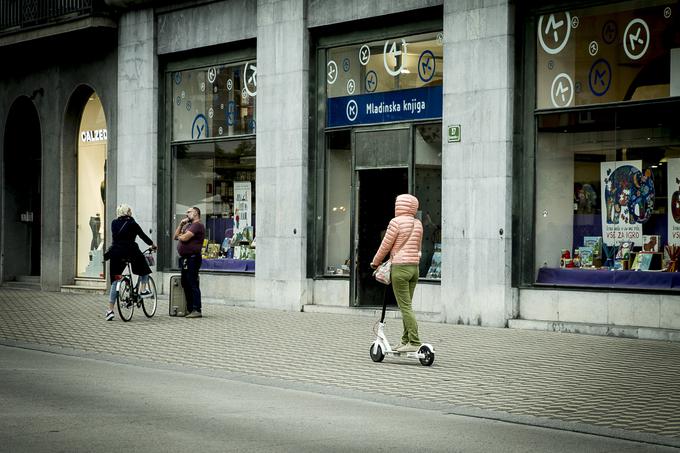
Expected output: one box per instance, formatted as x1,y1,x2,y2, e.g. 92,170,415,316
448,125,461,143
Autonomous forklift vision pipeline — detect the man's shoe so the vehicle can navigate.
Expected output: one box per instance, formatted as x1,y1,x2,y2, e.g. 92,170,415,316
139,290,153,299
396,343,419,353
185,311,202,318
105,310,114,321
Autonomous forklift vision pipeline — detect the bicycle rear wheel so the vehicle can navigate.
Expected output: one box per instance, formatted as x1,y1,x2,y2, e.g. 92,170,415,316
116,277,134,322
142,276,157,318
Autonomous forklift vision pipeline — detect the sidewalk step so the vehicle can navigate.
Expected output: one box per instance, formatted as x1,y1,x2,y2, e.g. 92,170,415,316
74,277,106,289
16,275,40,283
509,319,680,342
61,285,106,295
2,281,41,291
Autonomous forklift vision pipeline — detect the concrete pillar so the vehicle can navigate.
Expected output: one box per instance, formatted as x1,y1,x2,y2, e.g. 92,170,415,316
255,0,309,310
441,1,516,326
116,9,157,246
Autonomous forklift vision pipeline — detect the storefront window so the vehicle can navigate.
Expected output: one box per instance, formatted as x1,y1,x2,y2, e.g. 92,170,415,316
172,139,256,272
415,124,442,280
77,93,107,278
170,59,256,273
533,2,680,288
535,101,680,287
324,130,351,276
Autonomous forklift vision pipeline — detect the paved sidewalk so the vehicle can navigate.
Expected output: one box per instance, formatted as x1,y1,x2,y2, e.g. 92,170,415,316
1,288,679,448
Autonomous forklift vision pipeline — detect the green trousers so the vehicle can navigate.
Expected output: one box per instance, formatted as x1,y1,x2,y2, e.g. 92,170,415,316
391,264,420,345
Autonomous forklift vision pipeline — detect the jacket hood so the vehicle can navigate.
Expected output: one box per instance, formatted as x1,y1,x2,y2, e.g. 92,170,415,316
395,194,419,217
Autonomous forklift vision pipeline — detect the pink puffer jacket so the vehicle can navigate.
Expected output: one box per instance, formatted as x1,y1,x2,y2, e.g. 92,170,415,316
371,194,423,267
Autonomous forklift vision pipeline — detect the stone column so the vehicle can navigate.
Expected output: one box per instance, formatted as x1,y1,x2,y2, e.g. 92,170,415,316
116,9,157,246
255,0,309,310
441,1,516,326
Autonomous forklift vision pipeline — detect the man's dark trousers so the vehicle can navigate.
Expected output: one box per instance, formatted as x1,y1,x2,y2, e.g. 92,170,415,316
179,255,202,313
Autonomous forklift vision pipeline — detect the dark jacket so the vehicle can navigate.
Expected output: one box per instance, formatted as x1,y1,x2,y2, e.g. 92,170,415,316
106,216,154,281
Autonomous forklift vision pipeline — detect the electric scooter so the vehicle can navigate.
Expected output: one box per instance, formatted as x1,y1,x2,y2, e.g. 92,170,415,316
369,287,435,366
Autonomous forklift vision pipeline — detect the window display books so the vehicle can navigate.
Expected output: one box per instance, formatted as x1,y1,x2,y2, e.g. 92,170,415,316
642,235,660,252
578,247,594,267
637,252,654,271
616,241,633,259
582,236,602,257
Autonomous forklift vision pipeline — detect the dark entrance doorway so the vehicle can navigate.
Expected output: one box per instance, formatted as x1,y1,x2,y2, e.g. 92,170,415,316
350,125,412,306
354,168,408,306
3,97,42,280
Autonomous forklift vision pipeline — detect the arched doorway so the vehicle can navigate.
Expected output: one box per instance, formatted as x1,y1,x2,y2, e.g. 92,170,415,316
76,92,107,279
3,97,42,282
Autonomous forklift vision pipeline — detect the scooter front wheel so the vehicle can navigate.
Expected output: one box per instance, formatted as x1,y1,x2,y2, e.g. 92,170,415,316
369,343,385,362
418,345,435,366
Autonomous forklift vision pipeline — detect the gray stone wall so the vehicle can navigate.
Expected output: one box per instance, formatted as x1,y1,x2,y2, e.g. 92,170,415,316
307,0,442,28
254,0,310,310
441,1,515,326
157,0,257,55
116,9,158,254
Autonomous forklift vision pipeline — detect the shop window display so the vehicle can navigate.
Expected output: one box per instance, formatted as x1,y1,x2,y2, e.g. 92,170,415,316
535,102,680,288
533,1,680,288
172,139,256,272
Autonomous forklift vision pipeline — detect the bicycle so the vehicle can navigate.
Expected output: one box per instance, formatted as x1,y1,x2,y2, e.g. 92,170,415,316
115,247,158,322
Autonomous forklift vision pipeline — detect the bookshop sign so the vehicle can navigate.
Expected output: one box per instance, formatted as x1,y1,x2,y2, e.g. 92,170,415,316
327,86,442,128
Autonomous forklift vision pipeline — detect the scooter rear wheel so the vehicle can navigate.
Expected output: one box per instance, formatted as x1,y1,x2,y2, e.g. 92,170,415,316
369,344,385,362
418,345,435,366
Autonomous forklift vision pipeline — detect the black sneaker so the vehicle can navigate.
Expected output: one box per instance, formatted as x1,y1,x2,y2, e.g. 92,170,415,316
105,310,114,321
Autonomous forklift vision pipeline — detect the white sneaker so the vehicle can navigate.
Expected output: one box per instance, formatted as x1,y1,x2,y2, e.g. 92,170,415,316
105,310,114,321
139,290,153,299
396,343,419,353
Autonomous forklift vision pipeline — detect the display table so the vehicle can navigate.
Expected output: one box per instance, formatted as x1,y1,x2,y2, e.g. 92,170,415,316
536,267,680,290
201,258,255,272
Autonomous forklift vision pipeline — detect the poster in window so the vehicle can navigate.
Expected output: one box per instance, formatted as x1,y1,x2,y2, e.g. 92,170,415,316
668,158,680,246
233,181,252,229
600,160,647,246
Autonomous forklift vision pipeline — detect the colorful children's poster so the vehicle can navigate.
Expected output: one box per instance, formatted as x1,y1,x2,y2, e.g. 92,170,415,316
601,160,649,246
667,158,680,246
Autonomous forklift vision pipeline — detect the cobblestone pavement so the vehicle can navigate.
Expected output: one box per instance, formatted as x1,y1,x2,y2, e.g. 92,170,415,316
1,288,680,447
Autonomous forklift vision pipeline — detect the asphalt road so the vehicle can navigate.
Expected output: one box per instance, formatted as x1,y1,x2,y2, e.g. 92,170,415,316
0,345,676,453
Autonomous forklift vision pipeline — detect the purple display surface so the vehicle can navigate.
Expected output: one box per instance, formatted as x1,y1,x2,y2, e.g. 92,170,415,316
201,258,255,272
536,267,680,290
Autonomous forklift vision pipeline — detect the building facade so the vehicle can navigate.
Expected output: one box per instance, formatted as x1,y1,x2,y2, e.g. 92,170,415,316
1,0,678,340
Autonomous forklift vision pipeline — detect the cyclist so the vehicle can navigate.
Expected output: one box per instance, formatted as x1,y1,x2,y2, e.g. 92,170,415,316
103,203,156,321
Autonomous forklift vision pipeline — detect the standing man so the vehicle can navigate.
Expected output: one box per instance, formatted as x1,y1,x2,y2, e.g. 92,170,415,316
174,207,205,318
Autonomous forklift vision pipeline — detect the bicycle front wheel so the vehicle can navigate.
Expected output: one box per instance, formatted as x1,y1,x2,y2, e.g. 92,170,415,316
142,276,157,318
116,278,134,322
